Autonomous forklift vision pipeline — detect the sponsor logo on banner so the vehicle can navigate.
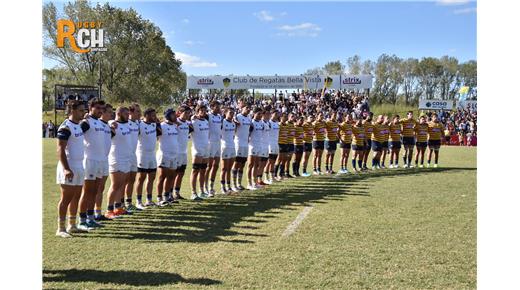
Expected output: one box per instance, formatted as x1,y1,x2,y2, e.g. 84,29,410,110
223,78,231,88
342,77,362,85
56,19,106,53
197,78,214,85
419,99,453,110
457,100,477,111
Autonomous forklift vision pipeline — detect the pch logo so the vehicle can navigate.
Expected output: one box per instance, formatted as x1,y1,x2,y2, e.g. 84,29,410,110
56,20,106,53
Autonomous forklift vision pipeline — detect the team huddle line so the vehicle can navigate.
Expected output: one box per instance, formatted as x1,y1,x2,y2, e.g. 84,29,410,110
54,98,445,238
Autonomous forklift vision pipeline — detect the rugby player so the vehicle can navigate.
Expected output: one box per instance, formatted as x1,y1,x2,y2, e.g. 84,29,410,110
172,105,191,200
190,105,210,200
220,107,236,194
275,112,289,180
370,115,385,170
427,113,444,168
400,111,417,168
324,111,339,174
351,117,366,172
301,115,315,177
414,115,429,168
388,115,402,168
94,103,114,221
266,109,280,182
206,101,223,196
312,112,326,175
135,108,162,208
259,109,271,184
77,99,106,230
292,116,305,177
56,100,87,237
124,103,141,212
362,112,374,171
247,107,265,190
105,106,132,219
379,115,390,169
338,113,353,174
232,103,252,190
284,113,296,178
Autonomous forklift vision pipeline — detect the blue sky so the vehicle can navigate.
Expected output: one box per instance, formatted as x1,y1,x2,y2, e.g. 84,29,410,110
43,0,476,75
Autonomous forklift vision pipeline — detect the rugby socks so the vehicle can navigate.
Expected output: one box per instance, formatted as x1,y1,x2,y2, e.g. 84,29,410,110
107,204,114,213
125,198,132,206
227,182,232,191
221,180,226,190
114,202,122,210
58,217,66,232
232,169,238,187
237,170,244,186
209,179,215,191
94,209,102,218
292,162,298,175
68,215,77,227
352,159,356,170
358,159,363,169
87,210,95,222
79,212,87,223
274,164,280,177
137,194,143,204
146,194,152,203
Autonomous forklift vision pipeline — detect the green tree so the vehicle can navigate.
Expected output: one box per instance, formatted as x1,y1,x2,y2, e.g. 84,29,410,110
416,57,444,99
323,60,345,75
346,55,361,74
373,54,403,104
459,60,477,89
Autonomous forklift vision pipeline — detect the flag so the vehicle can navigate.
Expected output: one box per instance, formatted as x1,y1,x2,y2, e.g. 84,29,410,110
458,86,469,101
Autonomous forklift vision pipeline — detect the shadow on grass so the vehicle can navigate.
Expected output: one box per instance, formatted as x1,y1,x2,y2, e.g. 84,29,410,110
43,269,222,286
86,167,475,244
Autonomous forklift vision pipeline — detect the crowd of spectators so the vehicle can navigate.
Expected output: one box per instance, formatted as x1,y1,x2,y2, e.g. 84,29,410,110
184,90,370,119
426,105,477,146
42,120,56,138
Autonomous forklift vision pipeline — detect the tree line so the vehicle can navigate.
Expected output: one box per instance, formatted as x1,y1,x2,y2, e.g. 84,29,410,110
306,55,476,105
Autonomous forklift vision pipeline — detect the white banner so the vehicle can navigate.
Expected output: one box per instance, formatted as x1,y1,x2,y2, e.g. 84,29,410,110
186,75,372,90
418,99,454,110
456,100,477,111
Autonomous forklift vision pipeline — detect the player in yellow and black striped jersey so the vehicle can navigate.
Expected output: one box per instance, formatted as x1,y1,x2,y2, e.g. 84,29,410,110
362,112,374,170
312,112,326,174
388,115,402,168
275,113,289,179
400,111,417,168
338,113,353,173
351,116,366,172
284,113,297,178
292,116,305,176
427,113,445,167
301,115,315,177
370,115,386,169
414,115,429,167
324,112,339,174
380,115,391,168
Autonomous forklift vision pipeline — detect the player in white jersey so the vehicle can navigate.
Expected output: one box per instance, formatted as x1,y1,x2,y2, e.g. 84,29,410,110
55,100,86,238
247,107,265,190
190,105,210,200
124,103,141,212
156,108,179,206
266,109,280,183
219,107,236,195
172,105,191,200
259,109,272,185
94,104,114,221
105,106,132,220
205,101,223,196
232,102,251,191
76,99,106,232
135,108,162,209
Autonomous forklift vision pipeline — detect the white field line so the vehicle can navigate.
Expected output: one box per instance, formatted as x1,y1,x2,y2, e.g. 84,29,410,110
281,206,313,237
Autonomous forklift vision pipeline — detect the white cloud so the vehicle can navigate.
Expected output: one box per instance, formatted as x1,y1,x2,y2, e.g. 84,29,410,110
277,22,321,37
436,0,472,5
176,52,217,68
253,10,287,22
254,10,274,22
183,40,204,46
182,18,190,24
453,7,477,14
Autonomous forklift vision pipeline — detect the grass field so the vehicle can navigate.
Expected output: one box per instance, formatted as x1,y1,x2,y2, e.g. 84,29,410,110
42,139,476,289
